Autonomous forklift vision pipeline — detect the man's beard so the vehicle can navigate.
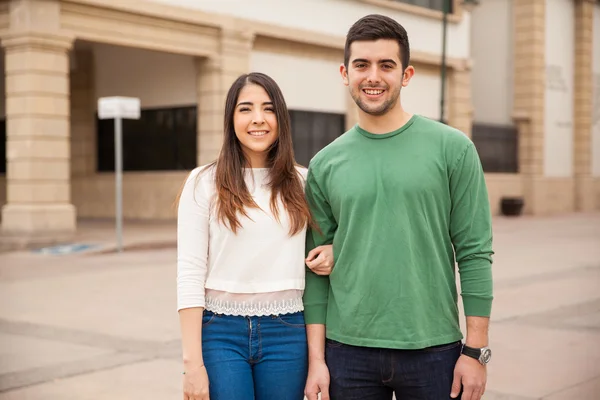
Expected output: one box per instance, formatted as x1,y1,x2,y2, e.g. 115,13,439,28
351,85,401,116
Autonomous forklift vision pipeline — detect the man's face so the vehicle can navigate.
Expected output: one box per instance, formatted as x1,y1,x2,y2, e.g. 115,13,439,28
341,39,414,116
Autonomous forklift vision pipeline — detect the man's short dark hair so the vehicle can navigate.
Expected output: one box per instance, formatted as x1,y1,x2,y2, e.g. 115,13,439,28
344,14,410,71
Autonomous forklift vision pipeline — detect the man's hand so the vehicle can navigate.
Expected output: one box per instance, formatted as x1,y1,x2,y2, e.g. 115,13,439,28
306,245,334,276
451,355,486,400
304,359,330,400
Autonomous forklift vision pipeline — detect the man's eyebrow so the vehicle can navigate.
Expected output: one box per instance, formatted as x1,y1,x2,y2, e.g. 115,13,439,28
351,58,398,65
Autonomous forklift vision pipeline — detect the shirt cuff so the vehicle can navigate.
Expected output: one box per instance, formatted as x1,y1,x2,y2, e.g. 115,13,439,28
303,303,327,324
462,295,493,317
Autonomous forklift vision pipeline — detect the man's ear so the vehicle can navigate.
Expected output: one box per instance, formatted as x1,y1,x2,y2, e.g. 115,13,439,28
340,63,349,86
402,65,415,87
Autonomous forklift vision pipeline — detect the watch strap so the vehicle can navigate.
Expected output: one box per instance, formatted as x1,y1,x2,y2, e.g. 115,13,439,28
461,345,481,361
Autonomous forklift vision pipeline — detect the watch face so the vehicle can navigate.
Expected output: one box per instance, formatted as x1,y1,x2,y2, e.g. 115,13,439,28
480,348,492,364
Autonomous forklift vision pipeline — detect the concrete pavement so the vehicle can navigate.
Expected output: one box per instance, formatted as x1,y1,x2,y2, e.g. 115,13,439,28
0,213,599,399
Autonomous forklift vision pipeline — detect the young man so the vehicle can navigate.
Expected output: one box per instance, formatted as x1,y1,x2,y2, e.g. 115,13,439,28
303,14,494,400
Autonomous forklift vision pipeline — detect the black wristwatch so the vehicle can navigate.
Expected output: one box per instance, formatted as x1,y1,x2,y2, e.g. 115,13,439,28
461,344,492,365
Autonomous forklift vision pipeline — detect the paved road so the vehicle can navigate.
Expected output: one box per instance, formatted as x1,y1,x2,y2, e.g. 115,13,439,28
0,214,599,399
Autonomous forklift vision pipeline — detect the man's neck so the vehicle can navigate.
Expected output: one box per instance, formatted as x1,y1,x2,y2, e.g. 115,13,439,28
357,103,413,134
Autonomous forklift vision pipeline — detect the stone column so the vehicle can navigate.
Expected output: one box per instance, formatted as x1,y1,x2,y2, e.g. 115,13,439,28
1,31,76,237
512,0,546,215
573,0,595,211
196,29,254,165
448,64,473,137
70,49,96,179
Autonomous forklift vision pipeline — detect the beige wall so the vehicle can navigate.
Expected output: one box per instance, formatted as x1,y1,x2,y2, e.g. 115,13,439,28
485,174,522,216
1,0,593,225
148,0,472,60
544,0,574,178
470,0,512,125
73,174,535,218
63,3,466,222
0,51,4,118
0,49,4,213
250,50,346,114
195,42,444,121
70,43,199,220
481,174,579,217
0,0,476,238
0,176,5,215
69,174,563,218
403,68,442,120
592,4,600,177
73,171,188,220
94,43,197,109
533,178,576,215
595,178,600,208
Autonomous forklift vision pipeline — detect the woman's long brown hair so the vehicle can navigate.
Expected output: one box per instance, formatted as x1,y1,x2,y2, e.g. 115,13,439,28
176,72,313,236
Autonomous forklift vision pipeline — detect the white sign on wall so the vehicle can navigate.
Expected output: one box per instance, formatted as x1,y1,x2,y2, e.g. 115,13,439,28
98,97,141,120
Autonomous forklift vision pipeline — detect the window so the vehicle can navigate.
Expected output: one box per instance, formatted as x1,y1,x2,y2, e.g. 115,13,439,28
471,123,518,173
393,0,452,13
0,119,5,174
97,106,197,172
289,110,346,167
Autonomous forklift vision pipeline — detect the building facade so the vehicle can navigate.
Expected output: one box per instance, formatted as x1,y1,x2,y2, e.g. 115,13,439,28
471,0,600,215
0,0,474,241
0,0,597,243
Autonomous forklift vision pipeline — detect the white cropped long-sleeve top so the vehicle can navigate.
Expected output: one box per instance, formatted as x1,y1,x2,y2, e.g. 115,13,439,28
176,165,308,316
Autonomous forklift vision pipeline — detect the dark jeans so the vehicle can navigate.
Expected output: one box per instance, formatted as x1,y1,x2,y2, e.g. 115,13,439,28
201,310,308,400
326,338,462,400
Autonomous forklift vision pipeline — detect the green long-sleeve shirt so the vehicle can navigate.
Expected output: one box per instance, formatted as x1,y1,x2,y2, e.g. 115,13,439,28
303,115,494,349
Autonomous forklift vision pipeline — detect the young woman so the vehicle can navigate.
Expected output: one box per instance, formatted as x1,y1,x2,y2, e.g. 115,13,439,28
176,72,333,400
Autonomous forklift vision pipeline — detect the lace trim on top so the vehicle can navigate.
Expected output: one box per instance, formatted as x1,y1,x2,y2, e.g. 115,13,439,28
204,289,304,316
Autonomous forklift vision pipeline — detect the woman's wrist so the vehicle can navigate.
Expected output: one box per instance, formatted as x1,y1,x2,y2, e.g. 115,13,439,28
182,360,205,375
183,357,205,367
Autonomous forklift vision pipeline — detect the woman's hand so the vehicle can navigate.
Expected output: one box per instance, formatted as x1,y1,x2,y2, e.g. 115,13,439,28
183,362,210,400
306,245,335,276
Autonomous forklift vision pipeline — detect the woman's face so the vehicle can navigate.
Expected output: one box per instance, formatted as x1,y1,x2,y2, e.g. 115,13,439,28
233,83,279,167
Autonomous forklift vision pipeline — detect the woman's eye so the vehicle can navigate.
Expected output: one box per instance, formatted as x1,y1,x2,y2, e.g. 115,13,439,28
239,107,250,112
265,107,274,112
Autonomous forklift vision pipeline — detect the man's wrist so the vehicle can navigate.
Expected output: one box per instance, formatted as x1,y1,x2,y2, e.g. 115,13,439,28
465,337,488,348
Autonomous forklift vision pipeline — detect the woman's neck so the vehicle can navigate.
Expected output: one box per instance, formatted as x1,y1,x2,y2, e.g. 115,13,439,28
244,152,269,168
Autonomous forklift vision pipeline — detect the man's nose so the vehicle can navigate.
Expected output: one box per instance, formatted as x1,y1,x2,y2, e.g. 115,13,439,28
366,66,381,84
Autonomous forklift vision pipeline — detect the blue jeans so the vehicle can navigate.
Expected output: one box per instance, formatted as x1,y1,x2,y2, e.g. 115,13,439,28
201,310,308,400
325,339,462,400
